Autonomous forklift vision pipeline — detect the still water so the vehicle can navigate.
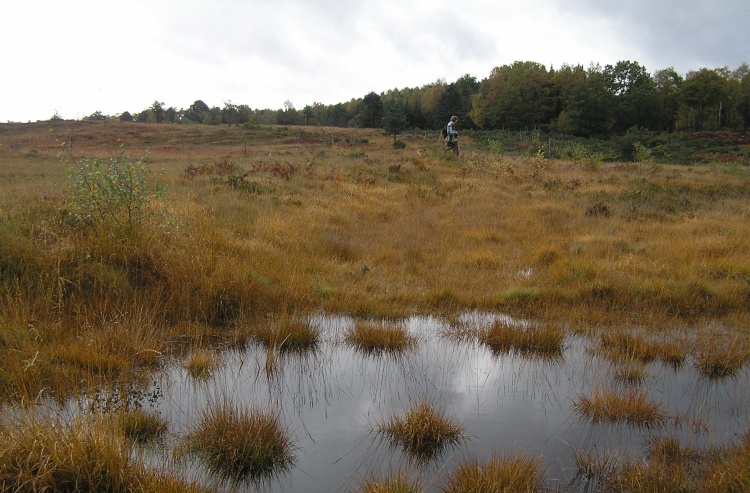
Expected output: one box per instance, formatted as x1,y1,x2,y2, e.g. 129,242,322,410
149,313,749,492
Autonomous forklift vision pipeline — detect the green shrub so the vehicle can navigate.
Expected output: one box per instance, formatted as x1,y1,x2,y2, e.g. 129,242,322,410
61,144,165,233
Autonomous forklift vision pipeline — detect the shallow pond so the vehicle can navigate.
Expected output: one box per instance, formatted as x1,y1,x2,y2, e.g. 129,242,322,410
124,313,750,490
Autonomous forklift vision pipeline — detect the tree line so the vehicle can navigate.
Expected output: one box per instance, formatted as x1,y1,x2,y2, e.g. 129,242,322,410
93,60,750,138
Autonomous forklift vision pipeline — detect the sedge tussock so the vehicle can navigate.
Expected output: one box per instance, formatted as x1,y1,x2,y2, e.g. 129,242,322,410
357,472,423,493
596,433,750,493
479,322,564,358
0,413,195,492
440,453,544,493
574,388,666,427
345,321,416,353
379,402,462,461
117,408,169,444
184,401,295,484
694,333,748,379
186,348,219,379
252,318,320,351
613,360,648,385
598,330,686,367
695,350,747,379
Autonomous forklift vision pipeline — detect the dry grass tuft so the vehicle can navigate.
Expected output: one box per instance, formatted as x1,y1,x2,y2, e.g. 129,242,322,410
379,402,462,461
117,408,168,444
574,387,666,427
357,472,423,493
478,321,564,358
184,400,295,483
440,453,544,493
695,351,747,379
185,348,219,379
345,320,417,353
252,318,320,351
598,330,686,367
595,433,750,493
0,413,197,492
613,359,649,385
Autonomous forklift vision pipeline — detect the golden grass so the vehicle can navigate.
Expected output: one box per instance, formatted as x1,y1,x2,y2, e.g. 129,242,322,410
695,350,747,379
693,332,748,379
379,402,462,461
117,408,169,444
0,412,199,492
345,320,417,353
478,321,564,358
597,330,687,367
593,432,750,493
186,348,219,379
574,387,667,427
251,318,320,351
440,453,544,493
613,359,649,385
1,121,749,407
184,400,295,484
357,472,423,493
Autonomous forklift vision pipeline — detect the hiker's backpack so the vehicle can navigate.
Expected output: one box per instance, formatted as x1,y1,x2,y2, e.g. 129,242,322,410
440,125,448,139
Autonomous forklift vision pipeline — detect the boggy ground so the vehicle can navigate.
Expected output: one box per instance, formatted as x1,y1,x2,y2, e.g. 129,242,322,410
1,120,749,491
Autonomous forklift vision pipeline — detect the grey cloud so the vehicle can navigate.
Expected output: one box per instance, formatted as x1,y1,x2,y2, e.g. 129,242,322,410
559,0,750,72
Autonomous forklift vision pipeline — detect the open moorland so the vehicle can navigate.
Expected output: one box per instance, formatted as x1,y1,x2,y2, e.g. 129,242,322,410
1,120,749,492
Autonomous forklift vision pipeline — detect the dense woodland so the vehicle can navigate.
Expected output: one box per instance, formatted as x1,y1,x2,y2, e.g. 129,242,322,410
83,60,750,138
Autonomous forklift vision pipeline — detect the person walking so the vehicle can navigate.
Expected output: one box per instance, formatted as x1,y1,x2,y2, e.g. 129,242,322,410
445,116,459,155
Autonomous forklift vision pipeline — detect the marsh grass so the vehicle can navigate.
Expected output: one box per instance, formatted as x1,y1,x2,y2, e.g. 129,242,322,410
598,331,686,367
613,359,649,385
0,412,196,492
695,351,747,379
186,348,219,379
478,321,564,358
357,472,423,493
117,408,169,444
574,387,666,427
2,121,750,488
596,433,750,493
379,402,462,461
252,318,320,351
440,453,543,493
694,334,748,379
184,400,295,484
572,448,616,484
345,320,417,353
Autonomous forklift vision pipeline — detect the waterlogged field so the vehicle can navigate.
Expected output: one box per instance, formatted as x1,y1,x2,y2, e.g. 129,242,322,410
154,313,750,492
1,121,750,491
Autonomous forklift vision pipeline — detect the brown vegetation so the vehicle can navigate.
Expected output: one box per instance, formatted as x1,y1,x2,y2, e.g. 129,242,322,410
379,402,462,460
1,120,749,489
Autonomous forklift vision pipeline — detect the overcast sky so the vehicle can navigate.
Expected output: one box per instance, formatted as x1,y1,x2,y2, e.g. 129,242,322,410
3,0,748,122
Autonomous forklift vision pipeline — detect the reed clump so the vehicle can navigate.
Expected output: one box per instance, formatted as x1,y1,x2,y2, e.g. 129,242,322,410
186,348,219,379
574,387,666,427
184,401,295,483
345,320,417,353
598,330,686,367
595,432,750,492
117,408,169,444
695,351,747,379
358,472,423,493
0,413,195,492
440,453,544,493
478,322,564,358
379,402,462,460
252,318,320,351
613,359,649,385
